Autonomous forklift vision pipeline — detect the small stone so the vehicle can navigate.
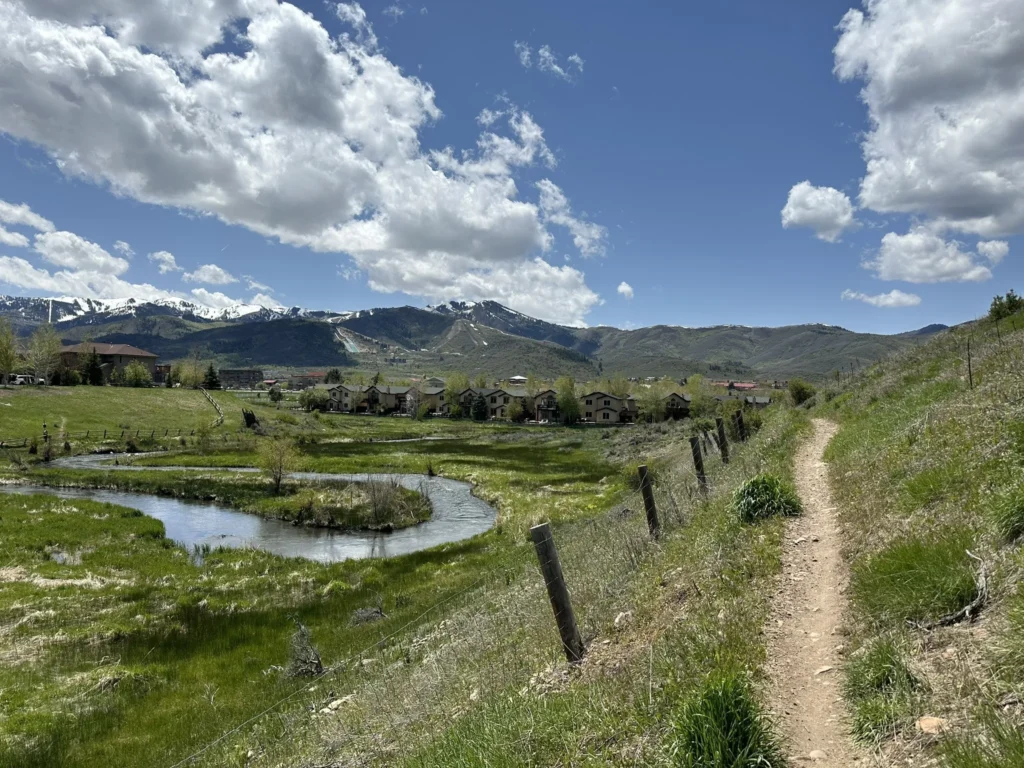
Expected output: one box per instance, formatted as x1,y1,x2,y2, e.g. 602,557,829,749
916,716,949,734
614,611,633,629
327,695,354,710
808,749,827,761
361,658,375,667
814,665,834,675
469,688,479,702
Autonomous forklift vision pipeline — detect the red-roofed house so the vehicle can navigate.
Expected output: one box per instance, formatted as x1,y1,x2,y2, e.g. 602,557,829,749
60,342,157,383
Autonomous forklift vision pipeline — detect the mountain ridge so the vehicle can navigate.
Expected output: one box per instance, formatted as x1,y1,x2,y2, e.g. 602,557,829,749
0,294,947,378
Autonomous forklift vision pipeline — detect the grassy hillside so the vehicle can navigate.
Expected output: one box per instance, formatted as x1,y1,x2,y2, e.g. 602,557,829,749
578,322,928,378
816,311,1024,765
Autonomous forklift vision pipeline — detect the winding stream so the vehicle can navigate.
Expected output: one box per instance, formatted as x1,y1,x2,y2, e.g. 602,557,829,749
0,453,496,563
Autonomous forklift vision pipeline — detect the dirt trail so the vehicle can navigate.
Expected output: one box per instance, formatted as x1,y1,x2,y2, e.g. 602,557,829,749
767,419,865,766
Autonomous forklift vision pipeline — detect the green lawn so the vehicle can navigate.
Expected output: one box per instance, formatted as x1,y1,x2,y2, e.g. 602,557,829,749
0,386,237,440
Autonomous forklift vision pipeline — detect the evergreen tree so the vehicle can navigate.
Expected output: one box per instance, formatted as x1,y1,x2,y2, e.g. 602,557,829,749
81,347,104,385
202,363,221,389
471,393,489,421
325,368,343,384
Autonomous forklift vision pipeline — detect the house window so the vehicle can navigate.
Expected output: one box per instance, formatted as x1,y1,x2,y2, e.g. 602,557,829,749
603,399,610,406
503,396,509,404
586,399,592,405
586,411,592,418
603,412,610,420
490,396,496,404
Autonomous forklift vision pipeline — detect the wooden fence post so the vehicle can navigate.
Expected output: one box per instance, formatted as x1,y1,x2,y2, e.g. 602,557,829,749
103,429,107,439
716,417,730,464
530,523,585,664
967,338,974,390
735,410,747,442
689,436,708,494
637,465,660,539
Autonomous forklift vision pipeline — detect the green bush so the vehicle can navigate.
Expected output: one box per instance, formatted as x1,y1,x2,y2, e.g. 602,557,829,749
788,378,816,406
989,289,1024,322
992,485,1024,541
843,637,921,742
670,672,785,768
850,528,978,627
731,473,802,524
122,360,153,388
298,387,330,412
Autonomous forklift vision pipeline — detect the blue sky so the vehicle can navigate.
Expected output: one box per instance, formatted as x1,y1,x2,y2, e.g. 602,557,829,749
0,0,1020,334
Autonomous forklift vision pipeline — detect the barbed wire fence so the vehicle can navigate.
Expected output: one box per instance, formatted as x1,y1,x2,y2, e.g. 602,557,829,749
160,409,780,767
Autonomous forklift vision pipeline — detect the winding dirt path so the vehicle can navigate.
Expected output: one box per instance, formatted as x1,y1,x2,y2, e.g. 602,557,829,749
767,419,865,766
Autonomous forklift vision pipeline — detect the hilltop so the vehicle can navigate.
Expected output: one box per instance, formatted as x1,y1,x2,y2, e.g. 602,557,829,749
0,294,944,378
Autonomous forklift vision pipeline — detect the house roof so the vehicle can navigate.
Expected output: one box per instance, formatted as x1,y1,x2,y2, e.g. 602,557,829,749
459,387,502,397
369,385,411,395
418,386,445,395
580,391,623,400
745,396,771,404
732,382,758,390
503,386,530,398
61,342,157,358
663,392,693,402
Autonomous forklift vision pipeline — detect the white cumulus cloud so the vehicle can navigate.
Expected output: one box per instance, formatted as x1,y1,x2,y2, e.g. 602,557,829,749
864,228,993,283
781,181,857,242
841,288,921,307
148,250,182,274
977,240,1010,264
0,226,29,248
0,199,54,233
617,281,634,300
834,0,1024,238
34,231,129,275
537,179,606,257
183,263,239,285
0,2,603,325
113,240,135,258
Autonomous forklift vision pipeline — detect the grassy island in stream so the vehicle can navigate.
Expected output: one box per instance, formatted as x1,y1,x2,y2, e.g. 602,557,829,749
20,468,432,531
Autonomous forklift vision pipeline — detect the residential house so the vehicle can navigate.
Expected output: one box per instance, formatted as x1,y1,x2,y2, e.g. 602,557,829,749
663,392,692,419
417,386,447,415
729,381,758,392
744,395,772,408
59,342,158,383
578,392,637,424
366,385,411,413
423,376,445,388
154,363,172,385
326,383,367,413
219,369,264,389
288,372,325,390
507,375,528,387
533,389,559,422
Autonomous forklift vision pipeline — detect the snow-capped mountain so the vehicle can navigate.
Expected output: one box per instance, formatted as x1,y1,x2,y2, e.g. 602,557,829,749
0,295,357,327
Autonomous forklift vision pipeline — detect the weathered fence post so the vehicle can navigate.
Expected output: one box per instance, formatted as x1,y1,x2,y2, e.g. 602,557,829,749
530,523,585,664
715,417,730,464
150,430,155,439
735,410,748,442
103,429,107,439
689,436,708,494
967,338,974,390
637,465,660,539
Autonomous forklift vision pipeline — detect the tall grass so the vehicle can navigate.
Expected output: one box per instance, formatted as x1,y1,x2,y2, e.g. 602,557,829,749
850,527,979,627
669,672,786,768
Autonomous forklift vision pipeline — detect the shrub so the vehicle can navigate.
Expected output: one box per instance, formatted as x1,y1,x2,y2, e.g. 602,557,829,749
788,378,816,406
670,671,786,768
298,387,330,412
843,637,921,742
992,485,1024,541
122,360,153,388
28,437,37,455
989,289,1024,322
731,473,802,524
851,528,978,627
